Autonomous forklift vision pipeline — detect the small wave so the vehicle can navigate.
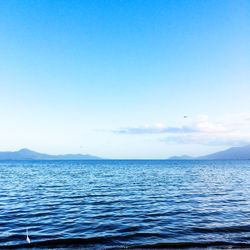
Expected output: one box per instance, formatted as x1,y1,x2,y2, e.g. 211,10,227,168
0,237,110,249
129,241,250,249
2,238,250,249
192,225,250,233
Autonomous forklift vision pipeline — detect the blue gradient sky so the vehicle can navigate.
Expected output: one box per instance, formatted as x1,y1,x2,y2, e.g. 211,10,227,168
0,0,249,158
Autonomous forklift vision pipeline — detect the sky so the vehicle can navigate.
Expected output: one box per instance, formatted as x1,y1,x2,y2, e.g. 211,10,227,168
0,0,250,159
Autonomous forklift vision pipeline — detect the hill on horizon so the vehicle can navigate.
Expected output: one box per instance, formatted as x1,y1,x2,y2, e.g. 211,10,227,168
169,144,250,160
0,148,101,160
1,145,250,160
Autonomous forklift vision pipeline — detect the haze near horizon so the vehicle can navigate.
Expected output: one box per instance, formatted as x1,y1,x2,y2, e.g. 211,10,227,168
0,0,249,158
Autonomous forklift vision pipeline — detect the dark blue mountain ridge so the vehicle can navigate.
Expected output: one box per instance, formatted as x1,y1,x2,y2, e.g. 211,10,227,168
169,144,250,160
198,144,250,160
1,145,250,160
0,148,101,160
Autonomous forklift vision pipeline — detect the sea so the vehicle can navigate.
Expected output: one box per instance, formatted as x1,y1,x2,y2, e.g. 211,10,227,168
1,160,250,249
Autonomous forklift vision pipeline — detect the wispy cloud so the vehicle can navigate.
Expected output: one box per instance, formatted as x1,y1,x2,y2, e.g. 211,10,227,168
115,119,226,135
115,125,198,134
163,134,250,146
114,114,250,146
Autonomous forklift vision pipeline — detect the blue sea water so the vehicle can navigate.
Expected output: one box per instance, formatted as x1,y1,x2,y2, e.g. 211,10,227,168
1,160,250,249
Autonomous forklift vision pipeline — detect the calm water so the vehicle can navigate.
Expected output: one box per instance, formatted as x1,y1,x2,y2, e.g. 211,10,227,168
1,160,250,249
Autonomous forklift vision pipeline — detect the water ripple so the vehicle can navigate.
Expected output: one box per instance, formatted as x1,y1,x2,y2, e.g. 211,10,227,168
0,160,250,248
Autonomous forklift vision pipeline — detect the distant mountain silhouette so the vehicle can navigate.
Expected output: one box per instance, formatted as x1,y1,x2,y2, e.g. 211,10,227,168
0,148,101,160
168,155,194,160
1,145,250,160
198,144,250,160
169,145,250,160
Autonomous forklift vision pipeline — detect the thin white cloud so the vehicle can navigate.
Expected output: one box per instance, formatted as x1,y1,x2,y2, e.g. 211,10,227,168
115,118,226,135
163,134,250,146
114,114,250,146
115,125,198,134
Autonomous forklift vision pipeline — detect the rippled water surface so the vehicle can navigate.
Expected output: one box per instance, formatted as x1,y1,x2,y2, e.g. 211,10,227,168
1,160,250,249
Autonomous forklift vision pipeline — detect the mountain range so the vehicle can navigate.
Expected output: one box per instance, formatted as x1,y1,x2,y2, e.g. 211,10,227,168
0,145,250,160
168,144,250,160
0,148,101,160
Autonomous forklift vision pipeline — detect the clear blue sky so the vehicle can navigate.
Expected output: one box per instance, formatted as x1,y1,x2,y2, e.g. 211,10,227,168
0,0,249,158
